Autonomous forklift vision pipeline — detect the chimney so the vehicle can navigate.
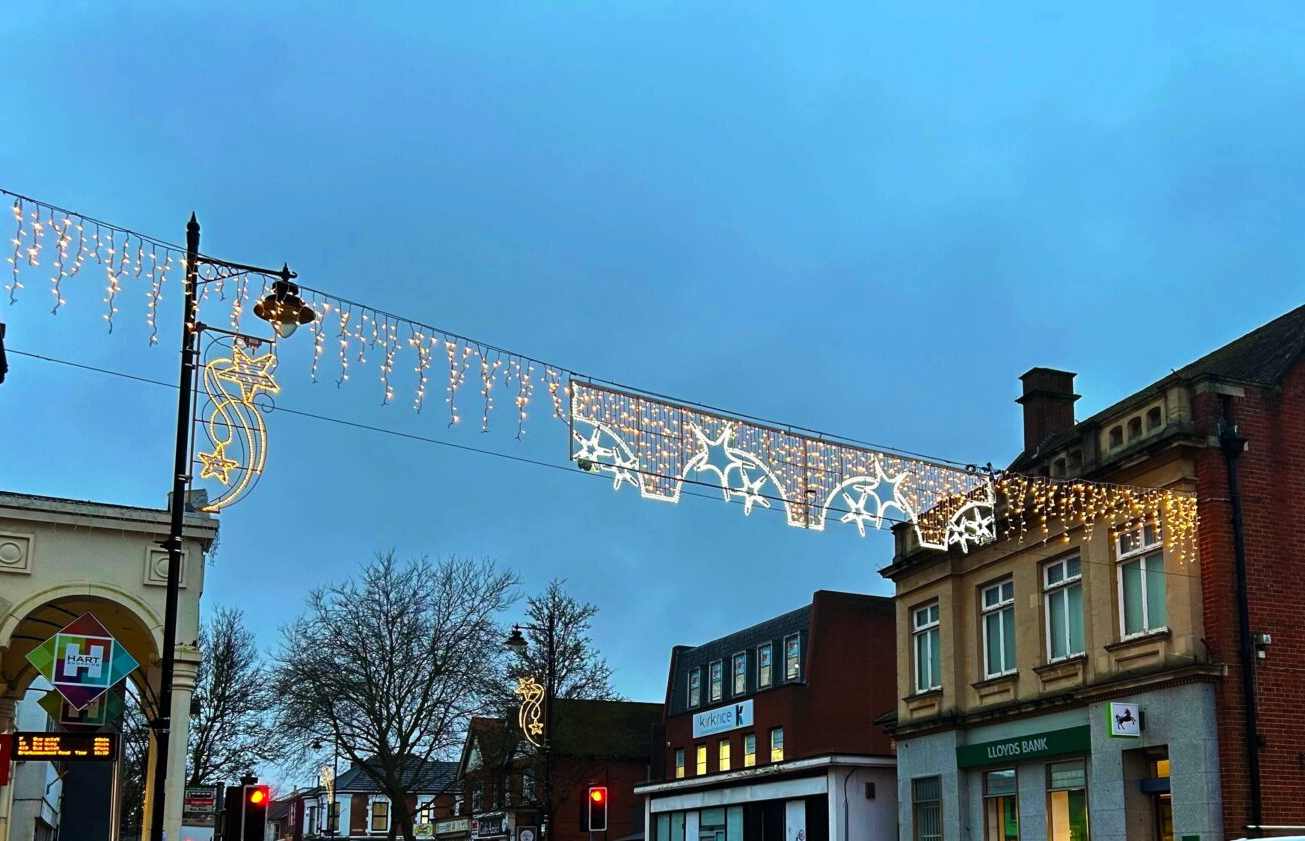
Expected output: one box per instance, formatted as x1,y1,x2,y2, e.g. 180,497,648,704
1017,368,1079,453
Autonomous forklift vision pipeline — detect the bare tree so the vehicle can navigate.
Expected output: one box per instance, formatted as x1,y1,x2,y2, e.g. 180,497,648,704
507,579,619,701
273,552,517,841
188,606,284,785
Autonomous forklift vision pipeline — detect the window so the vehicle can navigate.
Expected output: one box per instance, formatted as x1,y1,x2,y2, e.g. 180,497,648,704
757,643,773,688
1127,417,1142,440
688,668,701,708
913,602,942,692
1147,406,1162,430
306,805,317,833
371,800,390,832
674,748,685,779
696,744,708,775
984,769,1018,841
784,634,801,681
982,579,1016,678
1109,426,1123,449
472,787,483,812
327,800,341,834
709,660,723,702
1044,557,1085,661
523,766,537,802
1118,525,1167,637
719,738,731,771
769,727,784,763
913,777,942,841
1046,760,1088,841
732,652,747,695
743,733,756,767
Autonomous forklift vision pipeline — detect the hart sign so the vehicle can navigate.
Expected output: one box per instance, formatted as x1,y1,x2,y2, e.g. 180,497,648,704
25,613,139,709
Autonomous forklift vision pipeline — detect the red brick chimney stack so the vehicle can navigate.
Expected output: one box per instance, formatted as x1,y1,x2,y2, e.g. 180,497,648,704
1016,367,1079,453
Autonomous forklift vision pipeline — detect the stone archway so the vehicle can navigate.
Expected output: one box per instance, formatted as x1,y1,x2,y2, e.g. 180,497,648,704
0,491,216,841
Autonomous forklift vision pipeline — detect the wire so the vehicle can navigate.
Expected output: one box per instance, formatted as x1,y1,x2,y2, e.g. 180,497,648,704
7,347,1204,581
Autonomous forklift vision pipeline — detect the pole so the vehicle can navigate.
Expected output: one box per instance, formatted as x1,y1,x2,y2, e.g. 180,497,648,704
1221,423,1263,835
150,212,200,841
543,614,555,840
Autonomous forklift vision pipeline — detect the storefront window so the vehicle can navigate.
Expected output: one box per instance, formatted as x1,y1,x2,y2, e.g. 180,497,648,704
758,644,773,687
914,602,942,692
1046,760,1088,841
1118,527,1166,637
913,776,942,841
983,769,1018,841
1044,557,1085,661
674,748,685,779
982,579,1016,677
718,738,731,772
1153,757,1173,841
696,744,708,775
700,807,726,841
743,733,756,767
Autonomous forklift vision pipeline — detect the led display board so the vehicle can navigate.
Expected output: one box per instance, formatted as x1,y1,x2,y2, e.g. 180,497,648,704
13,731,119,761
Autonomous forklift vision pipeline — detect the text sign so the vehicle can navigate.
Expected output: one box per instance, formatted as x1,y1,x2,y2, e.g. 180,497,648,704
436,819,469,835
1109,702,1141,738
473,813,509,839
692,699,754,738
955,725,1090,769
183,785,220,826
14,731,119,762
25,613,139,710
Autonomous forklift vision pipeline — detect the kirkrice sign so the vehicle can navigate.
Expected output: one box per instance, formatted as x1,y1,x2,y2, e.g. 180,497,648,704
692,700,753,738
955,725,1090,769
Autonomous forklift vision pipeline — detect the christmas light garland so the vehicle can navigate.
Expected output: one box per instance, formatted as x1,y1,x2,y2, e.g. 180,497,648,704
1,186,1199,555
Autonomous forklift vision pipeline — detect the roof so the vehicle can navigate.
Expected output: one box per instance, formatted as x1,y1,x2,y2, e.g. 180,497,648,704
550,698,661,760
268,799,292,820
1011,303,1305,468
333,756,459,794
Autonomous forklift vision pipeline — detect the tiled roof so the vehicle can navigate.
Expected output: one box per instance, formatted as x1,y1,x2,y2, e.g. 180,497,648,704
333,756,459,794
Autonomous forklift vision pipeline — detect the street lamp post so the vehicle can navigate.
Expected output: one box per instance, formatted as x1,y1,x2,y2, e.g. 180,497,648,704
148,214,312,841
504,617,557,840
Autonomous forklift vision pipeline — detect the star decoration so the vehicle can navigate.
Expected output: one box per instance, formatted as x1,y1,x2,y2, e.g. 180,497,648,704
215,344,280,403
608,448,641,492
573,427,613,463
868,461,908,525
839,484,879,536
686,423,742,499
732,469,771,516
198,444,240,485
528,722,544,735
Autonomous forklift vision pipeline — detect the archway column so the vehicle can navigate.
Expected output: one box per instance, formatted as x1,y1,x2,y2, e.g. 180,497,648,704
161,645,201,840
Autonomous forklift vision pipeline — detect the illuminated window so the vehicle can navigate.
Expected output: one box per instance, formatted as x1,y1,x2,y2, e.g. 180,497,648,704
696,744,708,775
983,769,1018,841
1045,557,1084,661
1118,525,1166,637
784,634,800,681
719,738,731,771
688,668,701,708
709,660,723,702
757,643,773,688
327,800,341,834
743,733,756,768
1047,760,1088,841
732,652,747,695
982,579,1016,678
371,800,390,832
769,727,784,763
674,748,685,779
913,602,942,692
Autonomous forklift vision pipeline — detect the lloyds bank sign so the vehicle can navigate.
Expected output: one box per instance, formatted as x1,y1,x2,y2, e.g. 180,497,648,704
955,725,1091,769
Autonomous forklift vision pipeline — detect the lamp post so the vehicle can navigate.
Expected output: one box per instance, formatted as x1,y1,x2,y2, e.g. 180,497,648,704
148,214,313,841
504,617,557,840
312,739,340,836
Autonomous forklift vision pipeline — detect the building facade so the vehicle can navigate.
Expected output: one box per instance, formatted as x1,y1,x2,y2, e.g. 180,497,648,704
883,305,1305,840
637,590,898,841
279,757,458,840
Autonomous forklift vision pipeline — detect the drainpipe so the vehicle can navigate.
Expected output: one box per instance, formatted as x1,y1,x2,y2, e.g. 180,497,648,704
1219,417,1263,835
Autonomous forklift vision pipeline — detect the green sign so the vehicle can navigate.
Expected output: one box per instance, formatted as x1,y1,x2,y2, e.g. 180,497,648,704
956,725,1091,768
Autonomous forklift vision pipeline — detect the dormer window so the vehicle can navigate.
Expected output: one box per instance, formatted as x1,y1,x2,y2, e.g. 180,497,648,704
688,668,701,708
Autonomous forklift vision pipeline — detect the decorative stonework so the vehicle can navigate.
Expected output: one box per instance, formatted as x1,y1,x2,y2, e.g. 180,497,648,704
1104,630,1170,672
1033,655,1086,690
144,546,187,588
0,531,33,574
971,673,1018,705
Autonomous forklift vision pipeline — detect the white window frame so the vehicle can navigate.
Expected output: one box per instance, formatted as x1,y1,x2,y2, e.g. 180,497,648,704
709,659,723,702
981,579,1017,678
732,651,747,696
718,737,731,771
743,733,756,767
783,633,801,682
695,743,708,775
757,643,773,688
1116,525,1167,638
371,798,391,833
1044,556,1084,662
688,667,701,708
913,602,941,693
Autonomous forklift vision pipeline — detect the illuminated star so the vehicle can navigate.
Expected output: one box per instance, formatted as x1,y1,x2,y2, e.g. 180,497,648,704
215,344,280,403
685,423,738,498
868,461,909,524
197,444,240,485
839,484,879,536
733,469,771,516
528,722,544,735
573,426,613,463
608,448,641,492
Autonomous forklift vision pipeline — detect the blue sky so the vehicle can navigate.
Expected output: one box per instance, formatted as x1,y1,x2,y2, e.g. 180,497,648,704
3,2,1304,706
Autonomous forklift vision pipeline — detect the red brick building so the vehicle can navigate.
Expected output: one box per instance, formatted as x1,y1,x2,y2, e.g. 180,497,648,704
637,590,898,841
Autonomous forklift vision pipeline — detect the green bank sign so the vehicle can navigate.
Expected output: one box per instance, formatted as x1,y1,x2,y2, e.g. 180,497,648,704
956,725,1090,769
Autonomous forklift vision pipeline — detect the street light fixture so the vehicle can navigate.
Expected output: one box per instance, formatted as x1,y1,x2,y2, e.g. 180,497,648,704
149,215,313,841
253,273,316,338
504,619,557,839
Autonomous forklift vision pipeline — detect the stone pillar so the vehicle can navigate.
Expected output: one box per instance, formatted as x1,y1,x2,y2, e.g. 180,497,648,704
141,727,161,841
0,687,16,841
162,646,201,840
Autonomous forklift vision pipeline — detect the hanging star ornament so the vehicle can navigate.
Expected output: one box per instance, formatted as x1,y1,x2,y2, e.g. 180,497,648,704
868,461,909,525
197,443,241,485
839,484,880,536
733,469,771,516
214,344,280,403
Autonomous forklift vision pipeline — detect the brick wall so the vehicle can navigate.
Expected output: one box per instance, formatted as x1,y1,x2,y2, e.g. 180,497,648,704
1195,362,1305,833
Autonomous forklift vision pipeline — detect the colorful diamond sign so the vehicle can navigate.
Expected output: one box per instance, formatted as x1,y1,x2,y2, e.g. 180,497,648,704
38,688,126,731
25,613,139,710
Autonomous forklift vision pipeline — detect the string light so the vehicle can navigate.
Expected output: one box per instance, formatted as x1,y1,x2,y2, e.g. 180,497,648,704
8,198,25,303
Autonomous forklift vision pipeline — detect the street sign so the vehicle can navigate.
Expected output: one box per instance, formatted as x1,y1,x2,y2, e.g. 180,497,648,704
183,785,220,827
1108,702,1141,738
38,688,126,731
24,613,139,710
14,731,119,761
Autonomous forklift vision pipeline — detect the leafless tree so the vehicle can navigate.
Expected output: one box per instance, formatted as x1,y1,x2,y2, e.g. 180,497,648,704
188,606,285,785
273,552,518,841
506,579,619,702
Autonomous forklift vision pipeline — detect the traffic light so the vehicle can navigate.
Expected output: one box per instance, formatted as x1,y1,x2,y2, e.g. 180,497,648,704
241,783,270,840
588,785,608,832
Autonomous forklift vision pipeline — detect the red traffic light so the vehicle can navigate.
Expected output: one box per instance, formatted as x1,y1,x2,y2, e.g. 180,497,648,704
248,787,268,805
589,787,606,804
